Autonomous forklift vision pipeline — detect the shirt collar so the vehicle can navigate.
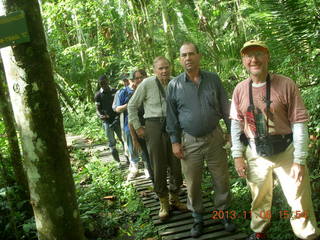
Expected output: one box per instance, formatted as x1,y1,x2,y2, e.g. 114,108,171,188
183,70,203,83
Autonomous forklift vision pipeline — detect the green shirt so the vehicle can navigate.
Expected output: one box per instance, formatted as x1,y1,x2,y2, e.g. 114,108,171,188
128,76,171,130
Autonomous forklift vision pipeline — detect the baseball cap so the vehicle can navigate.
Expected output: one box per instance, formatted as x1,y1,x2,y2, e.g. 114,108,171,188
240,40,269,54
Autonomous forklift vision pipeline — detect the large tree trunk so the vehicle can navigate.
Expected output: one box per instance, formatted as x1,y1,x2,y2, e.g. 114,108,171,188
0,62,28,192
0,1,86,240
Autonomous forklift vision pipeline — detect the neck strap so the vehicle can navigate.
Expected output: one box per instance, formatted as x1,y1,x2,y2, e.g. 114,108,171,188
249,74,271,136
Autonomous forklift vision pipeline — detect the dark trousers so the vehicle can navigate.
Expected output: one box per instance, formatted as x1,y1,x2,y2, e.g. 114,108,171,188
137,137,154,182
145,119,183,197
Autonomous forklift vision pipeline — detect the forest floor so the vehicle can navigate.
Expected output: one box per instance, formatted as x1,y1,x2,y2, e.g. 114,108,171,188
65,134,157,240
65,134,249,240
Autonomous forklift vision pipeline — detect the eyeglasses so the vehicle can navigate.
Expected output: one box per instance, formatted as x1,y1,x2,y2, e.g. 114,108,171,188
242,51,267,60
134,76,144,80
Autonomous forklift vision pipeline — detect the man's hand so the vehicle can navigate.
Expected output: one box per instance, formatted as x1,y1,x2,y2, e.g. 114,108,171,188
234,157,247,178
172,143,184,159
132,138,142,153
115,104,128,113
290,163,305,183
136,127,145,139
223,133,231,149
99,114,109,120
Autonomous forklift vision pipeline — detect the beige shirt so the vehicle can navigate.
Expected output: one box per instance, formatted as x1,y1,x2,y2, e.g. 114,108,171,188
230,73,308,139
128,76,169,130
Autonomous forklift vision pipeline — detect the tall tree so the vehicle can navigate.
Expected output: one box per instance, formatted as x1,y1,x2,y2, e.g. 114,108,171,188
0,1,85,239
0,62,28,192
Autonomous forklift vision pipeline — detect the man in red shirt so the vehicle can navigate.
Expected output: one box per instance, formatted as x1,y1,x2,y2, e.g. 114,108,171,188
230,40,320,240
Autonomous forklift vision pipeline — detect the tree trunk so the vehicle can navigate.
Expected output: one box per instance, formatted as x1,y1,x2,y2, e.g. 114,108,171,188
0,1,86,240
0,62,28,192
160,0,175,75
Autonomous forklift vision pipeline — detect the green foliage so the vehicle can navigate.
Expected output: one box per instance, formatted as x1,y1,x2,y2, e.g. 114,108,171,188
0,119,9,160
302,85,320,169
1,0,320,239
63,103,105,142
72,152,157,239
0,185,36,240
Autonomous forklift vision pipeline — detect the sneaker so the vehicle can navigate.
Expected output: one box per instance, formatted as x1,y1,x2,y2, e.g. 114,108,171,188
144,168,150,179
247,232,267,240
126,165,138,181
220,216,236,232
190,222,204,238
126,171,138,181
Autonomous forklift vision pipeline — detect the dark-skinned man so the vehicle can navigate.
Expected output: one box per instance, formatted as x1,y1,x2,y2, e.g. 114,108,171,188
95,74,122,162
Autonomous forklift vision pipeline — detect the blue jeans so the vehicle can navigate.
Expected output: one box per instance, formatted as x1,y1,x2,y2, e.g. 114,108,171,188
125,130,139,164
102,121,122,150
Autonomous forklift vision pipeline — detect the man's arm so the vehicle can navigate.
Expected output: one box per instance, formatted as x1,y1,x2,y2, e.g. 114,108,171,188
287,80,309,182
114,88,128,113
128,82,146,131
290,122,309,182
95,94,108,120
231,119,247,178
166,81,184,159
115,104,127,113
230,87,247,178
129,123,141,152
112,90,120,111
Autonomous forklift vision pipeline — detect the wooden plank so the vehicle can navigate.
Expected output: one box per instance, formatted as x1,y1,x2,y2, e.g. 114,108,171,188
162,223,224,240
160,218,218,236
215,232,247,240
129,176,246,240
158,214,214,229
153,206,214,225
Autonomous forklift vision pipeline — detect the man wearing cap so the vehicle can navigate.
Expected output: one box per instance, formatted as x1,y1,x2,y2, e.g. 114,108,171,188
166,42,235,237
95,74,122,162
128,56,187,221
230,40,320,240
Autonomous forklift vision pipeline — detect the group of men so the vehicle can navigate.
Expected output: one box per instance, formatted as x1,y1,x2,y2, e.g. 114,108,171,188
95,40,319,240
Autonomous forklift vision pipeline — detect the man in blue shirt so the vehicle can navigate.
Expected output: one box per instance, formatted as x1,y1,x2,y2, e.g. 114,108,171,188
166,42,235,237
114,74,139,180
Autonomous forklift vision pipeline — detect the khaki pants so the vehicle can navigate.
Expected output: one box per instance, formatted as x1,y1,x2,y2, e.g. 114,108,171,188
181,127,230,215
145,119,182,197
246,144,320,239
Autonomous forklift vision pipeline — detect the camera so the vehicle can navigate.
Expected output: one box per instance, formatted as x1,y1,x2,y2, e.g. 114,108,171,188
255,136,274,157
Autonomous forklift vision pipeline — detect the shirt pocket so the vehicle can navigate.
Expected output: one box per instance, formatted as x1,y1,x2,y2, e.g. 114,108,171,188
203,88,217,108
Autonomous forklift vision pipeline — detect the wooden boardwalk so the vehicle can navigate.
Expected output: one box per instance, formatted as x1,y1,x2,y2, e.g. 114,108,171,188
65,136,248,239
132,175,247,240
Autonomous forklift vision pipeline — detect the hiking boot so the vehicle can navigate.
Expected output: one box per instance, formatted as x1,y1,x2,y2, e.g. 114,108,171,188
169,193,188,212
159,196,170,220
220,216,236,232
190,221,204,238
125,155,130,164
247,232,268,240
111,149,120,162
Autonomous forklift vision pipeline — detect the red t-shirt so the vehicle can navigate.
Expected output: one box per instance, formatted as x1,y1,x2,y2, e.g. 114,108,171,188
230,73,308,139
